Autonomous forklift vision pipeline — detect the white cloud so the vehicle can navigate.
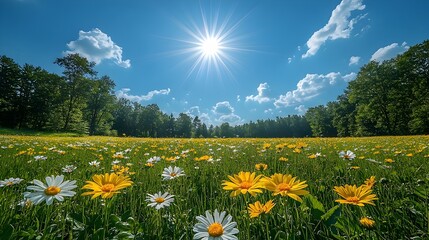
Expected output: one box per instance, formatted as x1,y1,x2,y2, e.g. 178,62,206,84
66,28,131,68
199,113,211,124
212,101,241,125
116,88,170,102
264,108,273,114
237,95,241,102
245,83,271,103
302,0,366,58
349,56,360,65
295,105,307,115
212,101,234,115
187,106,201,117
370,42,409,62
342,72,357,82
288,57,293,64
274,72,343,108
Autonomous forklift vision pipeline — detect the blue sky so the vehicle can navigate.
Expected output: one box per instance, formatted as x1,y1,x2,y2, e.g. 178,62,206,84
1,0,428,126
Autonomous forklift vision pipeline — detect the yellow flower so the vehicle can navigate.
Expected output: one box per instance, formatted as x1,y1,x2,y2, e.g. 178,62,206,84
255,163,268,171
222,172,265,197
279,157,288,161
359,217,376,229
406,153,413,157
334,184,378,207
262,143,271,150
263,173,309,202
384,158,394,163
145,162,154,168
81,173,133,199
363,176,376,189
194,155,212,161
248,200,275,218
350,166,360,170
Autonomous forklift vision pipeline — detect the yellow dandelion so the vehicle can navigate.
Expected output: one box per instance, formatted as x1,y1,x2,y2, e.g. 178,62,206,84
263,173,309,202
81,173,133,199
222,172,265,197
279,157,288,161
334,184,378,207
255,163,268,171
359,217,376,229
384,158,394,163
363,176,376,189
248,200,275,218
350,166,360,170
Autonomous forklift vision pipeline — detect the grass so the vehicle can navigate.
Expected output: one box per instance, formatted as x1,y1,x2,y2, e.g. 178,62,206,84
0,135,428,239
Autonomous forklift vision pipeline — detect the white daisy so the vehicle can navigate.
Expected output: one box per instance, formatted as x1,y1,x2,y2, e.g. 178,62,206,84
339,150,356,160
0,177,24,187
34,155,47,161
23,175,77,205
147,156,161,164
62,165,77,173
161,166,185,180
193,209,239,240
89,160,100,167
146,191,175,210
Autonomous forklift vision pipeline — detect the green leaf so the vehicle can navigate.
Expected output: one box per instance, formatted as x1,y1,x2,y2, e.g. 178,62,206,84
303,194,325,220
321,205,342,226
117,231,135,239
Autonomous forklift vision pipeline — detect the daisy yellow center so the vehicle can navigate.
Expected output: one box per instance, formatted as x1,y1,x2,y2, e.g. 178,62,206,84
101,183,115,192
155,197,165,203
278,183,291,191
44,186,61,195
6,181,14,186
240,181,252,189
346,196,360,203
208,222,224,237
170,173,177,177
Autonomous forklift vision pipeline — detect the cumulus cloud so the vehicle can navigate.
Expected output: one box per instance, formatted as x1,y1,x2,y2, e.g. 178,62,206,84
342,72,357,82
370,42,409,62
237,95,241,102
116,88,170,102
302,0,366,58
245,83,271,103
274,72,343,108
187,106,201,117
66,28,131,68
212,101,241,125
212,101,234,115
295,105,307,115
349,56,360,65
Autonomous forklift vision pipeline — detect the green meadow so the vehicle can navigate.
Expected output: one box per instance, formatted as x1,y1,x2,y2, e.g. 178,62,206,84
0,135,428,239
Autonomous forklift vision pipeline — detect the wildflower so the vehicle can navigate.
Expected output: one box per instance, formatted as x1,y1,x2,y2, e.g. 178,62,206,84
385,158,394,163
406,153,413,157
248,200,275,218
350,166,360,170
263,173,309,202
339,150,356,160
279,157,288,161
262,143,271,150
255,163,268,171
17,198,33,208
161,166,185,180
363,176,376,189
194,155,213,161
334,184,378,207
359,217,376,229
146,191,175,210
34,155,47,161
147,156,161,164
111,160,121,165
23,175,77,205
81,173,133,199
89,160,100,167
0,177,24,187
145,162,154,168
193,209,239,240
62,165,77,173
222,172,265,197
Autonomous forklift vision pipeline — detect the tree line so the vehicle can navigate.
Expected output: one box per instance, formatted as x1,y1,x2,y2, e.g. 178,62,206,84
305,40,429,136
0,53,311,137
1,39,427,137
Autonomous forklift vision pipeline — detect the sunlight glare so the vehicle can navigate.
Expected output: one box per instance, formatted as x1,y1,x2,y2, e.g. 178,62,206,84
201,37,220,56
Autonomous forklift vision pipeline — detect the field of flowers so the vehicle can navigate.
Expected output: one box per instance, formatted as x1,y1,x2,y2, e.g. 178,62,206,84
0,135,428,239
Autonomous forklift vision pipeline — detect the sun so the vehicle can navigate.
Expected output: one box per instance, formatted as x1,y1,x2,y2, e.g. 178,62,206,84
200,36,221,57
172,6,251,80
